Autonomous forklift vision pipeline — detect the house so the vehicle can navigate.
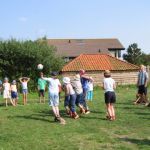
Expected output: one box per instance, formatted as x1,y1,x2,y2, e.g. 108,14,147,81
47,39,125,62
61,54,139,85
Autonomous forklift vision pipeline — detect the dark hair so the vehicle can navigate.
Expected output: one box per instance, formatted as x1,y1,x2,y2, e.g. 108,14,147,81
104,73,111,78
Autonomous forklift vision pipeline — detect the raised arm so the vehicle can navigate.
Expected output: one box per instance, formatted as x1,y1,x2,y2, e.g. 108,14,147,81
26,78,30,82
19,78,23,83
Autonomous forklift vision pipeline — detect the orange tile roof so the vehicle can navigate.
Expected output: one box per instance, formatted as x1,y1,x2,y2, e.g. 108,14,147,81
62,54,139,72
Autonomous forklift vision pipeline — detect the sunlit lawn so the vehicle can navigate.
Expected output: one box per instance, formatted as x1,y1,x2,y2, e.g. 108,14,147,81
0,86,150,150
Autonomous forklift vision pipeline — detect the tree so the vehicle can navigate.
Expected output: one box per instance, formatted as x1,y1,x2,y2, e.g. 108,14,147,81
123,43,142,64
0,39,64,90
139,53,150,66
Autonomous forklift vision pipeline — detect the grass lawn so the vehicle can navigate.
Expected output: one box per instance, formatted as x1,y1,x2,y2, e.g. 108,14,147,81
0,86,150,150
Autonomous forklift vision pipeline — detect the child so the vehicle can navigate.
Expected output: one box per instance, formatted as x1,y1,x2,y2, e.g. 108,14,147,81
86,77,94,101
38,72,47,103
19,77,30,105
63,77,79,119
80,69,93,114
71,74,85,114
10,80,18,106
3,77,15,106
42,72,66,125
103,70,116,121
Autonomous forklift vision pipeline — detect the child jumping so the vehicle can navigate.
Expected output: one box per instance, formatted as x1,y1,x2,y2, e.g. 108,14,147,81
42,72,66,124
71,74,85,114
19,77,30,105
3,77,15,106
63,77,79,119
103,70,116,121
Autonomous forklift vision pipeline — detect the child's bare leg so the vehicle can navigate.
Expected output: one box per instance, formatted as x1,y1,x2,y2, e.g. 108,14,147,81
110,104,115,120
43,97,45,103
55,106,60,117
10,98,15,106
52,106,57,117
16,98,18,105
106,103,112,118
23,94,26,105
25,93,28,104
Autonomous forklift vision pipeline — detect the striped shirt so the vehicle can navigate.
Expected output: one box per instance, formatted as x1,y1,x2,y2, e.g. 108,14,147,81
138,71,148,86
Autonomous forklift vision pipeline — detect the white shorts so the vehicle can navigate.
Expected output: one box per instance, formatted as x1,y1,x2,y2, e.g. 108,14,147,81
3,90,11,99
49,92,59,107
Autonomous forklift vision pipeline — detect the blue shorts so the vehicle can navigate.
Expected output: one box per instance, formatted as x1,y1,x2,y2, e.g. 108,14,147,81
11,91,18,99
49,92,59,107
22,89,28,94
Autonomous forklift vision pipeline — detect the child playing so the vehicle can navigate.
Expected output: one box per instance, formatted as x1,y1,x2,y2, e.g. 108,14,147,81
3,77,15,106
80,69,93,114
86,77,94,101
42,72,66,125
71,74,85,114
63,77,79,119
38,72,47,103
103,70,116,121
10,80,18,106
19,77,30,105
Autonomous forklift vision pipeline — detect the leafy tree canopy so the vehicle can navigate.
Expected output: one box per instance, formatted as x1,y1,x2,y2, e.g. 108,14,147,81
0,38,64,89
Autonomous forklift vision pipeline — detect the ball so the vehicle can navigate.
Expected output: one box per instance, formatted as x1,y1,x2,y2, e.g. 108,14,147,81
37,64,43,70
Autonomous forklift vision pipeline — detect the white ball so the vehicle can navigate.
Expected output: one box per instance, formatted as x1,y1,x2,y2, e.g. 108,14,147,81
37,64,43,70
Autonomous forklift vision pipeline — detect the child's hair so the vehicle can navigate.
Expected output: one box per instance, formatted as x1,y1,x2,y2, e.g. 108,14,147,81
104,70,111,78
4,77,9,82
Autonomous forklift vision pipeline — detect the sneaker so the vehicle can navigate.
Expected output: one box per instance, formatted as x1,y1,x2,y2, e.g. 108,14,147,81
72,112,79,119
85,110,90,114
54,116,60,122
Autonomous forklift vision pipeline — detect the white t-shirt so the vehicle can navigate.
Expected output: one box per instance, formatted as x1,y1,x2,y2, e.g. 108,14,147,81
43,77,60,94
87,81,93,91
22,82,27,90
103,78,115,92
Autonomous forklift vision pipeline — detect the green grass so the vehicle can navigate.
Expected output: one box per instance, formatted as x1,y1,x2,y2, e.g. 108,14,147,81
0,86,150,150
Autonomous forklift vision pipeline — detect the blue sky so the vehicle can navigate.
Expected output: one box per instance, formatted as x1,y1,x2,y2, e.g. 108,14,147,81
0,0,150,53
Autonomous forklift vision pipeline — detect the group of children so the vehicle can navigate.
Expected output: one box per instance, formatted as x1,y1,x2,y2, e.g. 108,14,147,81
0,69,117,124
0,77,30,106
38,69,116,124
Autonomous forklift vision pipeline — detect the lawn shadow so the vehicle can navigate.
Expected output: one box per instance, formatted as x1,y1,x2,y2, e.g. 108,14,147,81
8,114,54,123
90,110,104,114
136,112,150,116
38,109,70,119
119,137,150,146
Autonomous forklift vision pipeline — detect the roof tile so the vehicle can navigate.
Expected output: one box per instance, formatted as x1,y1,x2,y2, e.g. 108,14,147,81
62,54,139,72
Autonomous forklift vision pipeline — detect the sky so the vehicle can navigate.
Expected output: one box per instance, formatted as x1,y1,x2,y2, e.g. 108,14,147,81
0,0,150,54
